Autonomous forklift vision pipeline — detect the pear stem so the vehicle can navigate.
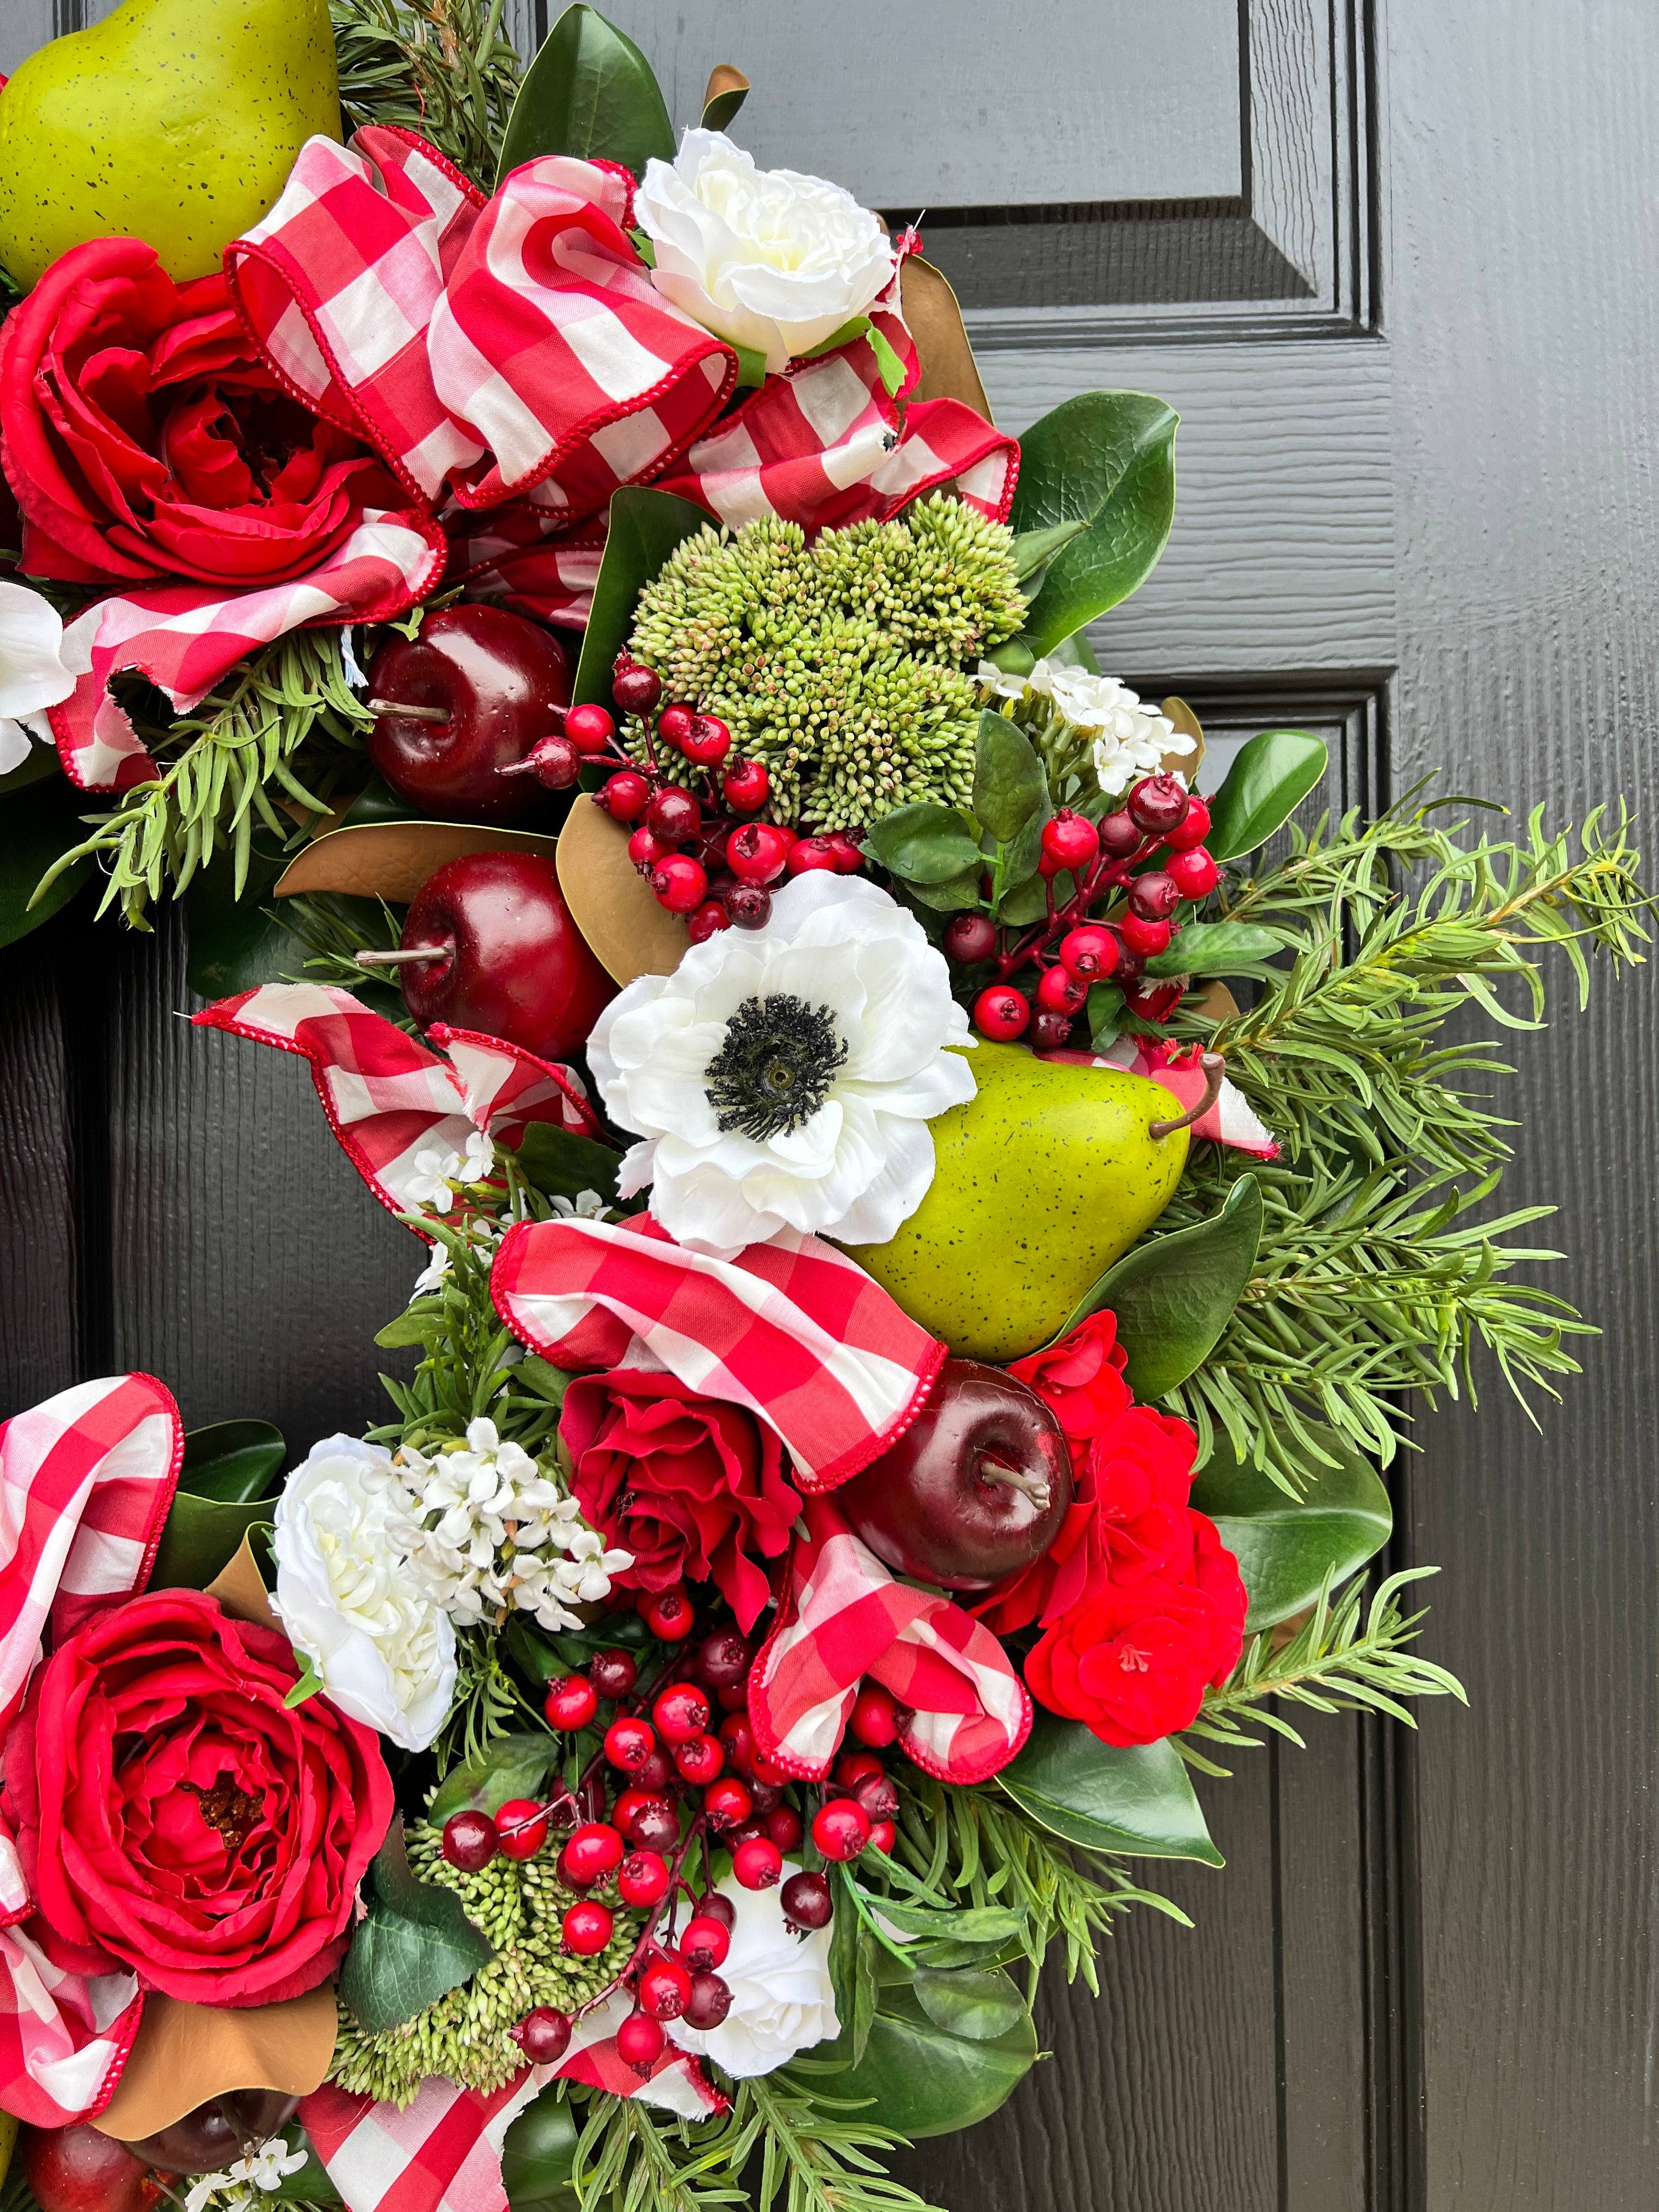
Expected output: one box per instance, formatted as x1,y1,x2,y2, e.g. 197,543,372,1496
353,947,448,967
366,696,449,724
977,1455,1053,1509
1148,1051,1226,1141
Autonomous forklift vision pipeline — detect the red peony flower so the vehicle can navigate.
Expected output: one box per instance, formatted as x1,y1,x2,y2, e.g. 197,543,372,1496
1023,1566,1244,1748
561,1369,802,1634
2,1587,393,2008
1007,1310,1130,1440
0,238,411,590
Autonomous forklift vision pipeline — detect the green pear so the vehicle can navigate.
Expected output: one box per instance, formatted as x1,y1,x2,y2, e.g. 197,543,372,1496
0,0,339,289
844,1041,1190,1362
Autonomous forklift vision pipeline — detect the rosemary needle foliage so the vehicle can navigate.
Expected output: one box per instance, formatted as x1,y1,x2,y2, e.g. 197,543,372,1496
331,0,523,191
34,630,373,930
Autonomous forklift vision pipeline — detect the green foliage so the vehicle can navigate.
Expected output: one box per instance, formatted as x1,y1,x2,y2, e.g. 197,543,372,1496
1009,392,1179,654
1191,1425,1392,1631
179,1418,286,1502
1204,727,1330,862
0,772,92,949
337,1818,496,2035
573,486,711,709
332,0,523,191
495,4,674,187
997,1716,1222,1867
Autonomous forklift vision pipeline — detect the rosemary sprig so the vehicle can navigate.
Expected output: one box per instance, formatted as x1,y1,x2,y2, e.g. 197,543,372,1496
331,0,523,190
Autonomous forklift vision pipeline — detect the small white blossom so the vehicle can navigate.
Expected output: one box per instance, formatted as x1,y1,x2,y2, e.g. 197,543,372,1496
184,2136,308,2211
975,657,1030,702
457,1130,496,1183
550,1188,609,1219
411,1210,503,1298
407,1146,462,1212
978,658,1197,799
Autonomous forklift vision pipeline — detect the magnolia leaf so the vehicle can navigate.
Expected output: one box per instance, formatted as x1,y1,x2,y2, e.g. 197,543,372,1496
512,1122,622,1204
183,838,291,996
1011,392,1179,654
495,4,674,186
274,821,560,904
699,65,750,133
820,1981,1037,2138
337,1819,494,2034
501,2088,581,2212
573,487,710,708
0,746,62,795
1190,1425,1393,1630
428,1732,558,1821
1142,921,1287,979
998,1714,1222,1865
1059,1173,1263,1397
150,1494,279,1592
179,1419,286,1504
1,775,91,947
972,712,1046,843
862,802,983,886
911,1967,1028,2044
1205,729,1330,862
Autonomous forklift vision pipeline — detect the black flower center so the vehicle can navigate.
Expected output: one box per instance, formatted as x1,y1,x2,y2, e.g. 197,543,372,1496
706,994,848,1142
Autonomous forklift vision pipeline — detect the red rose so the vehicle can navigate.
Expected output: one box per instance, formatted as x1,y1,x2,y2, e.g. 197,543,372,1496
2,1588,393,2007
0,238,409,590
561,1370,802,1634
1007,1311,1130,1440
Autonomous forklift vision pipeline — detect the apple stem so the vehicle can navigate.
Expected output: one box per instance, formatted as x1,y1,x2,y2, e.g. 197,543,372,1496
977,1455,1053,1508
365,695,450,724
1148,1051,1226,1141
353,947,449,967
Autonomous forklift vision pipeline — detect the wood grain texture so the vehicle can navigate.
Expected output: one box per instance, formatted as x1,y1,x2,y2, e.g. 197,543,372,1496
0,905,81,1419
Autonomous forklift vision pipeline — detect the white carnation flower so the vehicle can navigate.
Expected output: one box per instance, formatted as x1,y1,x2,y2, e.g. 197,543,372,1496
271,1435,456,1753
0,579,75,775
586,873,977,1257
669,1863,839,2078
635,129,896,375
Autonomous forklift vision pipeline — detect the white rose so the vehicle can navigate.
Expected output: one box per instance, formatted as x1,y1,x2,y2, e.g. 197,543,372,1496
667,1864,839,2079
635,129,896,375
271,1434,456,1752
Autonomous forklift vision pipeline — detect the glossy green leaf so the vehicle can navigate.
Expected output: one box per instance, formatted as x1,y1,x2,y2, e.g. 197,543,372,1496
1060,1173,1262,1398
182,834,290,996
862,802,983,885
180,1419,286,1504
573,486,710,708
501,2087,580,2212
338,1819,494,2034
1205,729,1330,862
1,775,91,947
429,1731,558,1821
1142,921,1286,980
860,1896,1026,1948
1011,392,1179,654
1087,981,1126,1049
911,1967,1028,2043
819,1982,1037,2138
1190,1425,1392,1630
973,712,1046,843
495,4,675,187
150,1496,276,1591
905,867,985,913
0,746,63,795
700,82,748,133
513,1122,622,1205
1000,1715,1222,1864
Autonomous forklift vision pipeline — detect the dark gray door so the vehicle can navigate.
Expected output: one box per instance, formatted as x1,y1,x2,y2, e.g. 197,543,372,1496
1,5,1654,2207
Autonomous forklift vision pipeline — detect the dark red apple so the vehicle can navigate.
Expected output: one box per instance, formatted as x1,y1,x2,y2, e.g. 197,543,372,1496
837,1360,1071,1590
21,2124,171,2212
120,2089,301,2176
365,605,572,823
369,851,616,1060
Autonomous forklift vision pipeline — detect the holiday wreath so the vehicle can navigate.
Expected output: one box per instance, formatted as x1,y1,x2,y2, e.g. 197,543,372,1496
0,5,1648,2211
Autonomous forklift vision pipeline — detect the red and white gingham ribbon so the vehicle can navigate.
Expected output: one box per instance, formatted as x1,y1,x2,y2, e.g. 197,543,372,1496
0,1374,183,2127
194,986,603,1228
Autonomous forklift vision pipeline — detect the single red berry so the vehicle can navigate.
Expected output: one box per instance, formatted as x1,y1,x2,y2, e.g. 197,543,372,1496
598,769,652,822
722,758,771,811
562,1899,614,1956
565,702,616,755
645,786,701,844
588,1648,638,1700
1114,941,1147,982
627,825,668,870
974,984,1030,1042
718,1714,756,1774
616,2008,665,2075
827,833,865,874
1097,808,1143,857
868,1818,898,1854
634,1747,676,1795
687,897,732,944
748,1780,783,1816
786,835,840,874
944,912,997,965
851,1770,900,1820
1058,925,1119,982
611,1787,653,1838
1167,845,1222,898
702,1776,754,1831
605,1718,656,1772
716,1680,749,1711
1120,911,1173,956
516,2006,574,2064
729,1820,771,1852
612,663,662,716
766,1805,804,1851
618,1849,672,1909
1040,809,1100,876
442,1809,499,1872
1031,1008,1076,1052
1036,964,1088,1014
834,1750,884,1789
812,1797,872,1862
780,1869,833,1931
629,1799,681,1854
751,1751,790,1787
639,1954,693,2022
695,1891,737,1931
496,1799,550,1860
562,1821,625,1885
682,714,732,766
685,1970,733,2029
723,880,773,929
849,1685,900,1748
1164,794,1214,851
681,1914,732,1972
504,732,580,789
698,1629,753,1689
545,1675,599,1731
731,1836,784,1890
1128,869,1181,921
675,1732,724,1786
657,703,696,748
652,855,708,913
641,1585,695,1641
652,1684,711,1745
1127,772,1192,836
727,822,792,883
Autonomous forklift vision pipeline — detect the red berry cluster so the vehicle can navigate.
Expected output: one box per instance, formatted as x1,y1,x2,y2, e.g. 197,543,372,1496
594,662,864,939
945,773,1222,1049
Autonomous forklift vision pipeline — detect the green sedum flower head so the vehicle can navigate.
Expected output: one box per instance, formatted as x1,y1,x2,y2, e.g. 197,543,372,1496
329,1821,637,2107
627,494,1026,832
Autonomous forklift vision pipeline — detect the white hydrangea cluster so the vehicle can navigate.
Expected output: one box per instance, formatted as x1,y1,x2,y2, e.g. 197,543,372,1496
977,656,1195,797
397,1417,633,1634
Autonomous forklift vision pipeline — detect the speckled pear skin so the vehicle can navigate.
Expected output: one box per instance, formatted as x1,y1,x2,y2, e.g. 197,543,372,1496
844,1041,1189,1362
0,0,339,288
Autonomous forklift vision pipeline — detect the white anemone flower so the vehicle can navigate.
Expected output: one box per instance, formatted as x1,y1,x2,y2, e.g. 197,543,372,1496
587,873,977,1256
0,580,75,775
